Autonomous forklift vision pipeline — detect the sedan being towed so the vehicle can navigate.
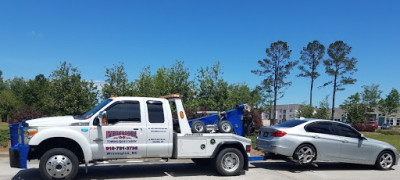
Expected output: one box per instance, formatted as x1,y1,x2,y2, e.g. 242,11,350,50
256,119,399,170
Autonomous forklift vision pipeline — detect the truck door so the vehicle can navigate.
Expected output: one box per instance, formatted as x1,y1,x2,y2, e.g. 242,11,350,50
90,100,147,159
145,100,172,157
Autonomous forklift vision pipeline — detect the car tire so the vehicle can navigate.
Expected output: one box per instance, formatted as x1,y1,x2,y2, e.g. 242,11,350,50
192,158,211,166
293,144,316,165
191,120,206,133
375,151,395,170
39,148,79,180
218,121,233,133
215,148,244,176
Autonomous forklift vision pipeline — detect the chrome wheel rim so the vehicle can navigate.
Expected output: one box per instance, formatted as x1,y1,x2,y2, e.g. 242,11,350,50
296,146,315,164
195,123,204,132
380,153,393,169
221,152,240,172
46,155,73,178
221,123,231,132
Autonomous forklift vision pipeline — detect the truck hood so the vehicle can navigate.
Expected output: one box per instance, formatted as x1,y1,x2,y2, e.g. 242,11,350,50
26,116,85,127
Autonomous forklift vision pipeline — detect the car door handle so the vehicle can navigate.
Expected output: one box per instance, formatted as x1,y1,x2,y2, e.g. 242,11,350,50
133,128,139,130
312,135,319,139
341,139,349,143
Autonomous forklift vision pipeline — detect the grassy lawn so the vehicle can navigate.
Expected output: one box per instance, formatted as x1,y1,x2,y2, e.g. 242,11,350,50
365,133,400,150
0,123,10,147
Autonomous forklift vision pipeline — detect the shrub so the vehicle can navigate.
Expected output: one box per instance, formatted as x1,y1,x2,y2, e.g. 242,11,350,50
377,130,400,135
364,125,376,132
9,107,43,124
352,123,366,131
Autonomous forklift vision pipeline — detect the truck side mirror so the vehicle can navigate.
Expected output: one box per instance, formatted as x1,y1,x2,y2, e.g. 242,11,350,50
98,111,108,126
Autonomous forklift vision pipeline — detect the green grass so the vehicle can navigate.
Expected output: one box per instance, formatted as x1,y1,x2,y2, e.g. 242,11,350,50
365,134,400,150
0,123,10,147
246,130,259,149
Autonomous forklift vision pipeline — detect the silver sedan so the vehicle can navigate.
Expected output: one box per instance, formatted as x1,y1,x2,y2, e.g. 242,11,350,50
256,119,399,170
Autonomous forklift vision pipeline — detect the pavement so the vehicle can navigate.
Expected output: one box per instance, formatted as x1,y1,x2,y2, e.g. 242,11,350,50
1,156,399,180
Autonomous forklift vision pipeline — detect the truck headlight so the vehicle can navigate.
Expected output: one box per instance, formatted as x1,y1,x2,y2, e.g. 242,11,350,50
23,127,38,145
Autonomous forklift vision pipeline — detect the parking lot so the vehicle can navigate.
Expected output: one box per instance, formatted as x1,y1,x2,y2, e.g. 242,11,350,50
1,157,399,180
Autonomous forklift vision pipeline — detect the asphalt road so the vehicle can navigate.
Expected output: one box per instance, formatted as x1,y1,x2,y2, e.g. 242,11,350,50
1,157,399,180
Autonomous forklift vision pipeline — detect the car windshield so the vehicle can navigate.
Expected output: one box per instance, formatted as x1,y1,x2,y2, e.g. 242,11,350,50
274,120,308,128
80,99,113,119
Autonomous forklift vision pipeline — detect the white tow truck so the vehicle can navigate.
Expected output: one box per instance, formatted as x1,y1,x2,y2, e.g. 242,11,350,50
9,94,252,179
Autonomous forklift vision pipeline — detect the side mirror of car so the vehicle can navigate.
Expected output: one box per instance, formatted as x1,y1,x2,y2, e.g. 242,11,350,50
98,111,108,126
359,134,366,140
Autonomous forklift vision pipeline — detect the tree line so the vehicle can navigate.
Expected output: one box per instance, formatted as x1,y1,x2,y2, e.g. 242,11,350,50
340,85,400,124
253,40,399,125
0,61,264,123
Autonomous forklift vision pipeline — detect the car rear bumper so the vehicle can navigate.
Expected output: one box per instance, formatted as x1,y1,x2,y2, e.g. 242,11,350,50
256,137,293,157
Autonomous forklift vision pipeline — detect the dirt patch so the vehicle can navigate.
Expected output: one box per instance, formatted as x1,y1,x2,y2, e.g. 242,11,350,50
361,131,380,135
0,141,10,152
251,148,264,156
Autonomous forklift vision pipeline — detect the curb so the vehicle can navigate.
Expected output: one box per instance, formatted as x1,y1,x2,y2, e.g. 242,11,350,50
0,153,9,158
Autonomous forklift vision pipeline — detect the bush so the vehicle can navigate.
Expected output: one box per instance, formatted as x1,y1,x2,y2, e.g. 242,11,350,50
364,125,376,132
353,123,366,131
376,130,400,135
9,107,43,124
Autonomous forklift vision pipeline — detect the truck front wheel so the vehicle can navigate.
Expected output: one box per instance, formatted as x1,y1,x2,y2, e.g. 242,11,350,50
215,148,244,176
39,148,79,180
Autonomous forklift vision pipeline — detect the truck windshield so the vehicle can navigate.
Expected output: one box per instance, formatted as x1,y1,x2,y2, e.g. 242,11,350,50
81,99,113,119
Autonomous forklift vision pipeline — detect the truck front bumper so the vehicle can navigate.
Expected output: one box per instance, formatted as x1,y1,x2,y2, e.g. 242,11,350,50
9,123,29,168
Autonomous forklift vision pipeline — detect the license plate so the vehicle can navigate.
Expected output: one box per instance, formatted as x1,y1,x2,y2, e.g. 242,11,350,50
263,132,269,137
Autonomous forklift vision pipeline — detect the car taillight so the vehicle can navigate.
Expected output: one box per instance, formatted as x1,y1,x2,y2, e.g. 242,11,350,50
246,145,251,152
271,130,287,137
258,130,262,136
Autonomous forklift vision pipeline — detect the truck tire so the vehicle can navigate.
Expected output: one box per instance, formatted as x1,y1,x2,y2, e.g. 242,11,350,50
39,148,79,180
191,120,206,133
192,158,211,166
215,148,244,176
218,121,233,133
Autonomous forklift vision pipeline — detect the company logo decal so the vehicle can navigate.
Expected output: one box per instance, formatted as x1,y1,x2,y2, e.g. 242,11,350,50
106,131,138,139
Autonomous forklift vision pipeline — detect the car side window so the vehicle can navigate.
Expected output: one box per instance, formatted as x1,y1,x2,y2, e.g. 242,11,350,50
305,122,335,135
147,100,164,123
106,101,141,124
337,124,359,138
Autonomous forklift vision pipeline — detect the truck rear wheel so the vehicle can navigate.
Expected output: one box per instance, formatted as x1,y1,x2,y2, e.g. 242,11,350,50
215,148,244,176
39,148,79,180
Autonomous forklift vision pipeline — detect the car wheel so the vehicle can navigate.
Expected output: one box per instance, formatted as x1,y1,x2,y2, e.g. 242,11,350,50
218,121,233,133
293,144,316,165
215,148,244,176
191,120,206,133
192,158,211,166
39,148,79,180
375,151,394,170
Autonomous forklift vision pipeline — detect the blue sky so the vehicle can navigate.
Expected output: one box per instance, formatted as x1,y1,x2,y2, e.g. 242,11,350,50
0,0,399,106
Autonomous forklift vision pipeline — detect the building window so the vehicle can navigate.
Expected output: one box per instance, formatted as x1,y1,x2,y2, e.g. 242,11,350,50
290,109,293,112
390,118,394,125
279,115,282,118
397,118,400,126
